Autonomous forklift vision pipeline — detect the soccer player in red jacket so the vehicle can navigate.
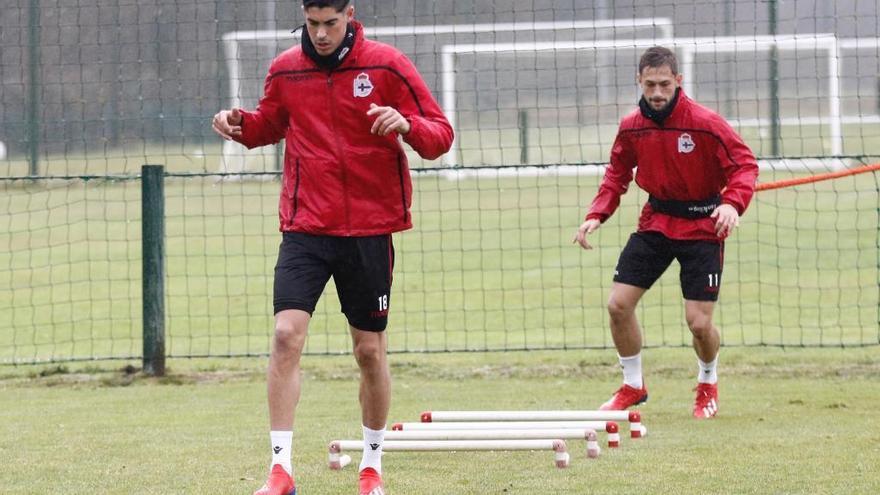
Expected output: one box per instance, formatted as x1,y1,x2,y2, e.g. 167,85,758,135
574,46,758,419
212,1,452,494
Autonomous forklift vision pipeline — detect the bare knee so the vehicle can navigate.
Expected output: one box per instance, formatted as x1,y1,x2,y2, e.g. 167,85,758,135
607,297,635,324
273,321,306,358
687,314,715,339
353,338,385,369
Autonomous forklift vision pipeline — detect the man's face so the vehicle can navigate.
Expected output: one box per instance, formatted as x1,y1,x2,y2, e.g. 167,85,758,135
303,5,354,56
638,65,682,111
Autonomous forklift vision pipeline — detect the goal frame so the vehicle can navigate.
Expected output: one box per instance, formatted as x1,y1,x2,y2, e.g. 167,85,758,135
441,34,847,168
219,18,674,172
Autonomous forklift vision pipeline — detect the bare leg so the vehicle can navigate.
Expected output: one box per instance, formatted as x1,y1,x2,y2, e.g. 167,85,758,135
268,309,310,430
686,299,721,418
351,327,391,429
684,300,719,362
607,282,648,357
599,282,651,409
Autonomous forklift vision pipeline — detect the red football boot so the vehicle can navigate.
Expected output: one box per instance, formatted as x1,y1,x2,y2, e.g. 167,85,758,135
253,464,295,495
359,467,385,495
598,383,648,410
693,382,719,419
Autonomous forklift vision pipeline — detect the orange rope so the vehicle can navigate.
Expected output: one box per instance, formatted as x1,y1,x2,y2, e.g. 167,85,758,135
755,162,880,192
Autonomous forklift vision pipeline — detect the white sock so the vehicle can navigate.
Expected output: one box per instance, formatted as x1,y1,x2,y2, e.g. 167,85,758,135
619,353,643,389
359,425,385,473
698,356,718,384
270,430,293,475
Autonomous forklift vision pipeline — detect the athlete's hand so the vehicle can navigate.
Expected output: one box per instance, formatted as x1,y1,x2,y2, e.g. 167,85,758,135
573,218,602,250
212,108,243,140
711,203,740,237
367,103,411,136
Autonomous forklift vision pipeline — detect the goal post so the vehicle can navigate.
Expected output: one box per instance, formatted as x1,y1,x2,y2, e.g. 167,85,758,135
678,34,842,158
441,33,853,168
219,18,674,173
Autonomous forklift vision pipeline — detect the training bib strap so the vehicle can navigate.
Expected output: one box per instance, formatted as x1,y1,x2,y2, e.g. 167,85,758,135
647,194,722,219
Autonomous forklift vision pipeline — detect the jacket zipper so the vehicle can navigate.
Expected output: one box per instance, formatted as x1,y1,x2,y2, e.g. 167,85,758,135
326,73,353,235
291,158,301,225
396,151,408,224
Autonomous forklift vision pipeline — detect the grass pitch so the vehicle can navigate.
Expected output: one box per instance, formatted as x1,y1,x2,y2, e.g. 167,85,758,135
1,347,878,494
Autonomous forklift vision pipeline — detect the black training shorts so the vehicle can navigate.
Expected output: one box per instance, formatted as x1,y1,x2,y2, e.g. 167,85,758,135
613,231,724,302
273,232,394,331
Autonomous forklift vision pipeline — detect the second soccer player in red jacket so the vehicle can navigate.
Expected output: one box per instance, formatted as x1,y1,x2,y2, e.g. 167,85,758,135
574,46,758,420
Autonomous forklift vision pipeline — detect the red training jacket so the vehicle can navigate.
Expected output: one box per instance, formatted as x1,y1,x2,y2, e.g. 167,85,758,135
234,21,453,236
586,90,759,241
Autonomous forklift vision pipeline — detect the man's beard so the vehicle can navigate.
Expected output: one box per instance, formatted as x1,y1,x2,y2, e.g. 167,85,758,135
649,98,669,110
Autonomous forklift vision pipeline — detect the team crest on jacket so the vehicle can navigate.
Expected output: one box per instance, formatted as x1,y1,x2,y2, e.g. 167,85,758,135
353,73,374,97
678,133,695,153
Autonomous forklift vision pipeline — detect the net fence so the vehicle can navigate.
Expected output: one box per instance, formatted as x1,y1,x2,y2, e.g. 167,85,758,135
1,0,879,364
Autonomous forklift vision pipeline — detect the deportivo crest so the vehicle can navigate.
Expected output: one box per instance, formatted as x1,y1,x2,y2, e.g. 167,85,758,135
678,133,695,153
353,73,374,97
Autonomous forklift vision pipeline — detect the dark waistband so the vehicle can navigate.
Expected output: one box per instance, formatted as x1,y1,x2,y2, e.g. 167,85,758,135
647,194,721,219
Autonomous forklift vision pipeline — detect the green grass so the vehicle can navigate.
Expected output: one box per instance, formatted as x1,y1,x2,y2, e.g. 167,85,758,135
1,165,879,363
1,348,878,494
0,142,228,178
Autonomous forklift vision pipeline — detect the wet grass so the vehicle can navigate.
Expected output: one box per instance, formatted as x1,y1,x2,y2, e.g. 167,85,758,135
1,348,878,494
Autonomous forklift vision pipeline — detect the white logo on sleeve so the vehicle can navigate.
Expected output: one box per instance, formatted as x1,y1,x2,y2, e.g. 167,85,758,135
678,133,695,153
353,72,374,97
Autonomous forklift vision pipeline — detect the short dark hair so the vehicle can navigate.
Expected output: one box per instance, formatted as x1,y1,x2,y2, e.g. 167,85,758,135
302,0,350,12
639,46,678,75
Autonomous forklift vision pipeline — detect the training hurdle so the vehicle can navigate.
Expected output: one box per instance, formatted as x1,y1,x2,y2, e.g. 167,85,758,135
381,428,602,458
421,410,645,438
328,439,571,470
393,420,621,447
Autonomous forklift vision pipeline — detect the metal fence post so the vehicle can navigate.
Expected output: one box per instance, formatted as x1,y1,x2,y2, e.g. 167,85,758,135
768,0,780,157
518,110,529,165
142,165,166,376
27,0,41,176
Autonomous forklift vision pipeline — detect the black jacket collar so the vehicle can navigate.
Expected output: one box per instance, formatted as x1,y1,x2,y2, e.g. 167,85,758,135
301,22,357,71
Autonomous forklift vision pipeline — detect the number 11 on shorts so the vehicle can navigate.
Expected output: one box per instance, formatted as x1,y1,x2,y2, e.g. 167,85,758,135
708,273,720,287
378,294,388,311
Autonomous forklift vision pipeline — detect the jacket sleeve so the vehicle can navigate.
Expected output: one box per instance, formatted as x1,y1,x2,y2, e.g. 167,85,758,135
234,66,289,150
389,53,454,160
586,129,637,222
713,117,759,215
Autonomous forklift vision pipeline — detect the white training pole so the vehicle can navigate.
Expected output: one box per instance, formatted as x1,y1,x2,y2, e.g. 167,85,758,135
395,420,610,431
329,439,570,469
384,428,607,451
385,429,595,441
394,420,621,447
422,410,637,422
396,420,609,430
331,439,567,452
421,410,644,438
